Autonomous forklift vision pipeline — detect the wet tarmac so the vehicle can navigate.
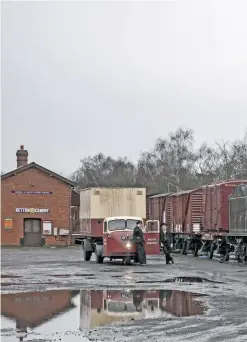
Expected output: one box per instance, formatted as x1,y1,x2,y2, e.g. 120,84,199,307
1,288,207,341
1,247,247,342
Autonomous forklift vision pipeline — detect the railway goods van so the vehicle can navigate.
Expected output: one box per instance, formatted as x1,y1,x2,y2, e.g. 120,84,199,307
147,192,172,224
229,183,247,238
147,180,247,256
228,184,247,262
203,180,247,239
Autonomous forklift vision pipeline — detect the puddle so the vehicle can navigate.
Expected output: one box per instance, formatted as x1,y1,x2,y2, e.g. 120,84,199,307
136,276,224,284
100,269,123,272
48,273,95,278
133,271,164,274
1,288,207,341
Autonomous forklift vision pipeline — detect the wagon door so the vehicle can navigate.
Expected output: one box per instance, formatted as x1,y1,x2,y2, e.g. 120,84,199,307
103,220,109,256
144,220,160,255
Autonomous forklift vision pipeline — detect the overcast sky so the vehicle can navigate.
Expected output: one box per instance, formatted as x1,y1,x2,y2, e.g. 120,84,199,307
2,0,247,176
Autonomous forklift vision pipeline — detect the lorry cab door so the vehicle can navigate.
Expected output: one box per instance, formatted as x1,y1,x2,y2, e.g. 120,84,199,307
144,220,160,255
103,221,108,257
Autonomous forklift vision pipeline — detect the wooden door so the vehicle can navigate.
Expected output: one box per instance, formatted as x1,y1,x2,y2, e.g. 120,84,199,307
24,219,42,247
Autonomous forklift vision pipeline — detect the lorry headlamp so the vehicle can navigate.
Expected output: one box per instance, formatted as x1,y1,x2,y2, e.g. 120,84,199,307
126,242,132,249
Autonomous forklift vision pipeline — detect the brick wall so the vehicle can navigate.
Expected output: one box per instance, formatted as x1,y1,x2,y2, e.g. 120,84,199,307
1,167,72,246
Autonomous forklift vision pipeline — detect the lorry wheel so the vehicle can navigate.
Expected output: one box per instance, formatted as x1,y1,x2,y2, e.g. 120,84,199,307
123,257,131,266
83,250,92,261
96,254,104,264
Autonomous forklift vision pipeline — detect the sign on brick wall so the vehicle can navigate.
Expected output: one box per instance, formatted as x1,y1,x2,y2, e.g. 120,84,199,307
43,221,52,235
4,218,13,229
11,191,53,194
16,208,49,213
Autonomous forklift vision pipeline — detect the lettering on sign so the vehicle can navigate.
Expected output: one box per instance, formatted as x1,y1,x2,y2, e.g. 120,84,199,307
11,190,53,194
14,296,51,302
16,208,49,213
147,237,158,245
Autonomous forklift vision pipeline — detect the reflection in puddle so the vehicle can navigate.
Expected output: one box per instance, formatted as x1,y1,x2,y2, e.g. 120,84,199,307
1,289,207,340
166,277,224,284
136,276,224,284
80,289,206,329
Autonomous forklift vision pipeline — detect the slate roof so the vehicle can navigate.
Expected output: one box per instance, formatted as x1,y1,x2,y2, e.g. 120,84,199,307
1,162,76,187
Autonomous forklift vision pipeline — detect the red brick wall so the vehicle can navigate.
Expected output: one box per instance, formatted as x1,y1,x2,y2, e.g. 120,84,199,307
1,168,72,246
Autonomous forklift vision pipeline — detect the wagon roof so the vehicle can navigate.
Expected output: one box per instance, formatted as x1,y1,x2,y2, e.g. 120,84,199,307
149,192,172,198
1,162,77,187
202,180,247,188
169,188,201,196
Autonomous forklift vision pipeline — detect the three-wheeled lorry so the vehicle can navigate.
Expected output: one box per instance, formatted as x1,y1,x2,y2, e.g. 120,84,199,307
82,216,160,265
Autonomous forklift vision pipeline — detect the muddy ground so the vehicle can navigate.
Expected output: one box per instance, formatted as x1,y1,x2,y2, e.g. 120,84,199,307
1,247,247,342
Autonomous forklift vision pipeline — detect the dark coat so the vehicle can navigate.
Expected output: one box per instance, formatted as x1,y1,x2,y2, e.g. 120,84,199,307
160,229,165,243
163,239,172,254
133,226,144,245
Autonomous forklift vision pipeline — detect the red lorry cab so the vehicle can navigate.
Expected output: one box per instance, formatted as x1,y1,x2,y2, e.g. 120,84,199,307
103,216,160,262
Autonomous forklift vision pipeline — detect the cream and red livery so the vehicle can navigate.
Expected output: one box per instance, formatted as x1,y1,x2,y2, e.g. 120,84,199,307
82,216,160,265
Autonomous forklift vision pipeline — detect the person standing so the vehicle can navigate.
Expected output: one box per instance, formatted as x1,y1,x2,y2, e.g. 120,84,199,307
160,223,174,264
133,221,146,265
219,237,230,263
133,290,145,312
160,223,165,253
163,238,174,264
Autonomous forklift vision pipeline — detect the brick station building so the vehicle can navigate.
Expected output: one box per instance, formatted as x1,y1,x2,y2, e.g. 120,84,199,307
1,145,80,247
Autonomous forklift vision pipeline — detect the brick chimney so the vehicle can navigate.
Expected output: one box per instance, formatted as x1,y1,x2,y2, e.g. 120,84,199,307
16,145,28,168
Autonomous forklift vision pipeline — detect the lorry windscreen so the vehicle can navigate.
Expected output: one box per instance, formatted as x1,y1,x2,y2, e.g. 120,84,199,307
126,220,138,230
108,219,140,231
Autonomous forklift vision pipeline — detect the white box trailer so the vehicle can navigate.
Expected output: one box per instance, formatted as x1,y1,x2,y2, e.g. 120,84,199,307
79,187,146,237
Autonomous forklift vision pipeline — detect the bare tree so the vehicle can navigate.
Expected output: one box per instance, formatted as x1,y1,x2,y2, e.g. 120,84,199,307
72,128,247,193
214,134,247,180
72,153,137,189
154,128,197,191
193,143,218,185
